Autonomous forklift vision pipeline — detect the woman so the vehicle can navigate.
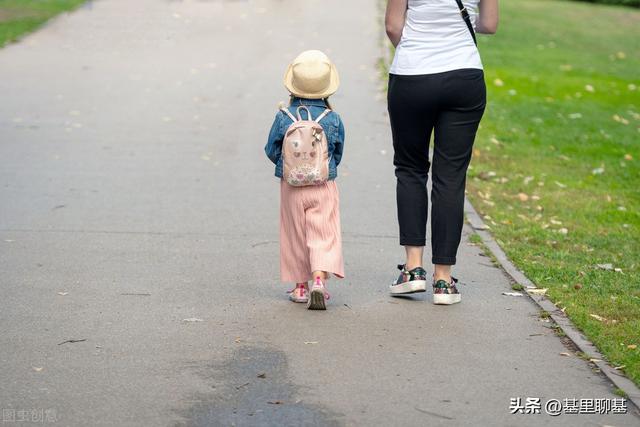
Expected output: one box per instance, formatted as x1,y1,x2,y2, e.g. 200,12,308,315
385,0,498,304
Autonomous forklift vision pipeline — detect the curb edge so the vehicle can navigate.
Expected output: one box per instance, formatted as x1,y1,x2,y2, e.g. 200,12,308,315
464,198,640,413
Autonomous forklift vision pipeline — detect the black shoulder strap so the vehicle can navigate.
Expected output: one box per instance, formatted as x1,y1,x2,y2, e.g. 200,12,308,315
454,0,477,46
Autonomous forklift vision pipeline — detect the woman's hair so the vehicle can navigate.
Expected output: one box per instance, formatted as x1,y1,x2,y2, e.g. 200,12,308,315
289,95,333,110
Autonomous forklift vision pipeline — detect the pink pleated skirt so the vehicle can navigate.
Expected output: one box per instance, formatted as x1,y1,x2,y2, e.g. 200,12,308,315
280,179,344,283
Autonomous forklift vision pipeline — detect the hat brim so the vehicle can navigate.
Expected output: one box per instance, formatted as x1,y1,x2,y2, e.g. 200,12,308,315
283,63,340,99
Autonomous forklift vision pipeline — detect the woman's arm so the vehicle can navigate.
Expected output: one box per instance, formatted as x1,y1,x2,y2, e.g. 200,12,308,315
476,0,499,34
385,0,408,47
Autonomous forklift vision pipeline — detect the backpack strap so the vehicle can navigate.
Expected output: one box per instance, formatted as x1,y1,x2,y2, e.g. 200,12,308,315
454,0,477,46
295,106,312,121
280,107,298,122
314,108,332,123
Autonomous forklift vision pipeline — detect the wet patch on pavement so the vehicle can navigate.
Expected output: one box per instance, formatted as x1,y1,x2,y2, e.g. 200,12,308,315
174,346,342,427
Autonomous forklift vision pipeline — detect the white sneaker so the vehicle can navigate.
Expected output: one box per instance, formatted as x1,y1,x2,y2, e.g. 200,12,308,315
287,283,308,303
432,277,461,305
389,264,427,295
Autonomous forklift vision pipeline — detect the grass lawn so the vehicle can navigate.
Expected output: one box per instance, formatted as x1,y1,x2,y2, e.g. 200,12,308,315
0,0,85,47
466,0,640,385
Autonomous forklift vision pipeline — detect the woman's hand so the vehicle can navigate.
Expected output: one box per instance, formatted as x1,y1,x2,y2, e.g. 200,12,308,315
385,0,408,47
476,0,499,34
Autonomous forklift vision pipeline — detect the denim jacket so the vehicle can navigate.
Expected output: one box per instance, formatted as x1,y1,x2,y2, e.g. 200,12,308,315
264,97,345,180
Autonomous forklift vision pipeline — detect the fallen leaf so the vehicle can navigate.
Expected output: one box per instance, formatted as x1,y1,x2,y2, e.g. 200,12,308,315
502,292,523,297
560,352,571,357
596,263,614,271
614,268,624,273
493,78,504,87
517,193,529,202
624,154,633,161
257,373,266,378
612,114,629,125
585,84,595,92
589,358,602,363
527,288,548,295
554,181,567,188
590,314,607,322
32,367,43,372
591,167,605,175
628,345,637,350
57,292,68,296
574,283,583,290
614,365,626,370
478,171,496,180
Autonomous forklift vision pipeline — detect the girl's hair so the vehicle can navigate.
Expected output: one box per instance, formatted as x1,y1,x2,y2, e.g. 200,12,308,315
289,95,333,110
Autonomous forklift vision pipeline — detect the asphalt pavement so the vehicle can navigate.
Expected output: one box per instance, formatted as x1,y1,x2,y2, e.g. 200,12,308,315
1,0,638,426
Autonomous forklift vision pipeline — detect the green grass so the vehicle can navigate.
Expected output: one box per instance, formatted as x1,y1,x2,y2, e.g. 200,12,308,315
0,0,85,47
466,0,640,385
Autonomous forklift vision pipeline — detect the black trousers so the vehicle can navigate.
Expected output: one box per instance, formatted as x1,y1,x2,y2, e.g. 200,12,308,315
388,69,486,265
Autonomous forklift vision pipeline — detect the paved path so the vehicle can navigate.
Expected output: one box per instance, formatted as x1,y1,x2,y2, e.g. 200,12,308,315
1,1,638,426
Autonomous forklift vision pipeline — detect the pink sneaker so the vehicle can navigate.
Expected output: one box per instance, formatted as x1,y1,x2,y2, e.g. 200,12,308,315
307,276,330,310
287,283,308,303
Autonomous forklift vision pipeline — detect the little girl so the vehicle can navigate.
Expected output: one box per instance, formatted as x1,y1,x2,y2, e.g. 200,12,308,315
264,50,345,310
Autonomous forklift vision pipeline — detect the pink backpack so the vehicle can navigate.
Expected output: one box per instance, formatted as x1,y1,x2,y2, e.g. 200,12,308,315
280,106,332,187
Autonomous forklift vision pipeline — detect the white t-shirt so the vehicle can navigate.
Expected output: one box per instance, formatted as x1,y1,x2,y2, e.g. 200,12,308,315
389,0,483,75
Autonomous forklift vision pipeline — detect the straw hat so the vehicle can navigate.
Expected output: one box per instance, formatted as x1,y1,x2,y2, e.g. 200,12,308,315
283,50,340,99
